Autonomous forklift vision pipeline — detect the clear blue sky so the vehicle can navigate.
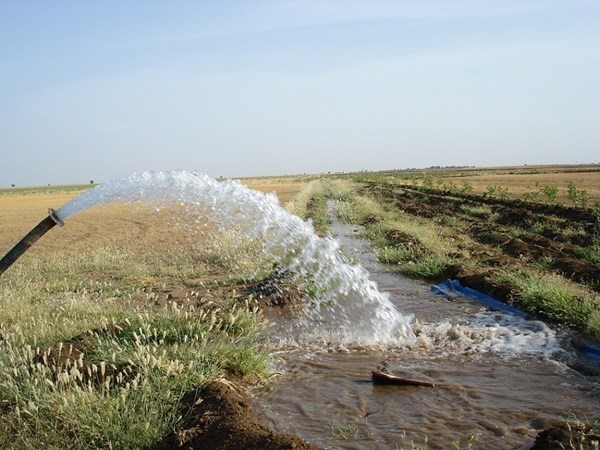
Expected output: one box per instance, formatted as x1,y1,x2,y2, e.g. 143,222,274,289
1,0,599,186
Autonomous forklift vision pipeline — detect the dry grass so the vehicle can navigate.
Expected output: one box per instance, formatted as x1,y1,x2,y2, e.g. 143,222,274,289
0,191,85,249
0,179,308,254
457,171,600,203
243,179,307,205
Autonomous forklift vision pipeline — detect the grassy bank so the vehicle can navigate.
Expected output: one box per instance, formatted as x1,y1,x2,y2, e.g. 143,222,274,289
0,206,271,449
294,175,600,341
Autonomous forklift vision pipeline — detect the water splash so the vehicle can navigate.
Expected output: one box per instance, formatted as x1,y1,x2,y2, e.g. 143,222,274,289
411,312,560,358
55,171,415,344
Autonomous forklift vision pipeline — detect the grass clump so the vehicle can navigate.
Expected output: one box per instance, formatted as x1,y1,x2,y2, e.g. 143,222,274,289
328,421,359,440
395,255,455,279
459,204,495,220
332,191,463,280
573,243,600,265
0,237,271,449
500,270,600,338
0,296,269,449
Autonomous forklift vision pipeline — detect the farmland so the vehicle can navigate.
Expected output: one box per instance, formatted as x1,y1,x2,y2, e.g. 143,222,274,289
274,165,600,341
0,164,598,449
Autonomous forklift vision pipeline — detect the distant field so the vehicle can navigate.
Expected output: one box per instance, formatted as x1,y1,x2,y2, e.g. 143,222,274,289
1,164,598,256
242,178,306,205
447,167,600,203
2,165,597,341
377,164,600,204
0,184,92,197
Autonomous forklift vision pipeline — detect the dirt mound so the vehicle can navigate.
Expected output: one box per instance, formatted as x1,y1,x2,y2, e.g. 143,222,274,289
527,420,600,449
160,380,316,450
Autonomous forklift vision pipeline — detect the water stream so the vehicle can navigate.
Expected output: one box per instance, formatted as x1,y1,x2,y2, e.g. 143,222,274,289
53,171,598,449
55,171,413,343
251,204,600,449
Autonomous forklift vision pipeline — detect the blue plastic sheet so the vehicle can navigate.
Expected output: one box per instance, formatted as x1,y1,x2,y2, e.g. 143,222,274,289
581,344,600,364
431,279,529,318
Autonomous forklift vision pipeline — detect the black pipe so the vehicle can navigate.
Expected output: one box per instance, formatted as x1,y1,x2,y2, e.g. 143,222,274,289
0,209,64,277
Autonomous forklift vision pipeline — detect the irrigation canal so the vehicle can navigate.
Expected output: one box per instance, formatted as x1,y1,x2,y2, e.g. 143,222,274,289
252,210,599,449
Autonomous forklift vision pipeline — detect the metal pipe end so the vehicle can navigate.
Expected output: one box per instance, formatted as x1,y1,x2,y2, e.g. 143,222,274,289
48,208,64,227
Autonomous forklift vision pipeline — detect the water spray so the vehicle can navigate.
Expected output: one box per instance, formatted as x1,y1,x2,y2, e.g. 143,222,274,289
0,208,64,277
0,171,415,343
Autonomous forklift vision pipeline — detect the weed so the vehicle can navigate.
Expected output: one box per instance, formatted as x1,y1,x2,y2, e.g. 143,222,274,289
459,204,493,219
377,246,419,265
543,184,561,205
453,435,475,449
532,255,555,270
484,185,511,201
460,180,474,195
396,430,429,449
422,175,434,189
328,421,359,440
500,270,598,331
568,182,590,208
395,255,455,279
522,181,542,202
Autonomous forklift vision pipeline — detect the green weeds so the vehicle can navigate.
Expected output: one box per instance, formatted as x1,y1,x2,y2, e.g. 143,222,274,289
328,421,359,440
568,181,590,208
499,270,599,337
484,184,511,201
331,189,463,280
0,237,271,449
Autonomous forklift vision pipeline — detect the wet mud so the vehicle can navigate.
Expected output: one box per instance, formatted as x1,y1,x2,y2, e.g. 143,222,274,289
159,380,315,450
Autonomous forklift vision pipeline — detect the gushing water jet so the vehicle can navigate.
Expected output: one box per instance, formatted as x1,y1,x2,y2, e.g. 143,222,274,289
0,208,64,277
0,171,415,344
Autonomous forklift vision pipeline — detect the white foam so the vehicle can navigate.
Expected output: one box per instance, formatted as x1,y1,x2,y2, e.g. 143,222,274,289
411,312,560,357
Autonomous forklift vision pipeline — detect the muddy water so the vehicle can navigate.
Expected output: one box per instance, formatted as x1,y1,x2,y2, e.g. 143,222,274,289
253,215,600,449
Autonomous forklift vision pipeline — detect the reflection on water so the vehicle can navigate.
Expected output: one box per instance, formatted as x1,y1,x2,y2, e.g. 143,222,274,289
253,212,599,449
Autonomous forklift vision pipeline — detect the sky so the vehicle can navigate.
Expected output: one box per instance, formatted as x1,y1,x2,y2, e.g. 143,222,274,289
1,0,599,187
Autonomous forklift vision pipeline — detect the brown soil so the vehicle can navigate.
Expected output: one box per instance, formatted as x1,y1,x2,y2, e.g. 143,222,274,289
361,182,600,298
527,419,600,449
159,380,316,450
127,266,308,322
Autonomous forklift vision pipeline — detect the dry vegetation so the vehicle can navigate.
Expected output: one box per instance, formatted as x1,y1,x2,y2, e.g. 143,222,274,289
393,164,600,204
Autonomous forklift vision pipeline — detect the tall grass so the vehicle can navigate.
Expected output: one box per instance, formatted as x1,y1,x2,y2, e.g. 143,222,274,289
500,270,600,338
0,236,271,448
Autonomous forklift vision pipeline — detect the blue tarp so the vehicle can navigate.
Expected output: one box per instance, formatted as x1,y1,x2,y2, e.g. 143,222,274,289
581,344,600,364
431,279,529,318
